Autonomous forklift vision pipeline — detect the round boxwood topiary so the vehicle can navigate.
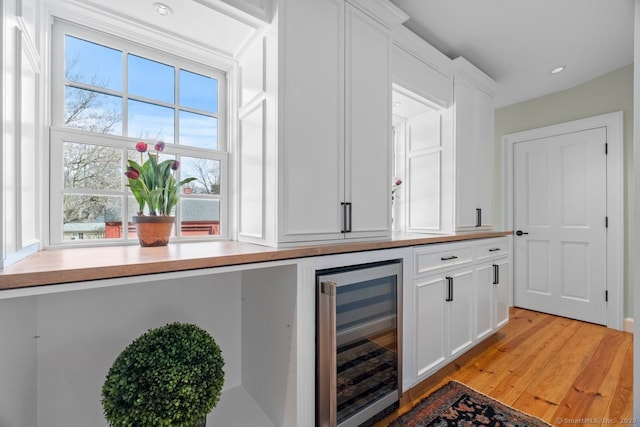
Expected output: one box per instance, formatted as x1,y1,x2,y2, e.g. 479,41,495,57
101,322,224,427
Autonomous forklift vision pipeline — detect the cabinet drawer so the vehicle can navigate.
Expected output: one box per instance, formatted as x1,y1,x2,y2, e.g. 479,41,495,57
476,238,509,261
414,244,473,276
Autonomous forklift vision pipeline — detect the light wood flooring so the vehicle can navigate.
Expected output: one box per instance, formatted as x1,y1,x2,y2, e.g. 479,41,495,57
375,307,633,426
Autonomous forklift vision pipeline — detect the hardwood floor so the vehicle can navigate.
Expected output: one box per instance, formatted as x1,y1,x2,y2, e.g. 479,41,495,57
375,307,633,426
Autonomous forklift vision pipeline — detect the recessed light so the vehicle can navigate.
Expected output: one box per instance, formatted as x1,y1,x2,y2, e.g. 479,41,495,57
153,2,173,16
393,102,401,107
550,65,566,75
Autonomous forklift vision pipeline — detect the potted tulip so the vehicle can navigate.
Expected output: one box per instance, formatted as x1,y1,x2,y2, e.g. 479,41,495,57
101,322,225,427
125,141,196,246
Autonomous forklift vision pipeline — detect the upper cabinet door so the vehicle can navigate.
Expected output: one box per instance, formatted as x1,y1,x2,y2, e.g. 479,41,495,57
453,58,496,232
345,4,392,238
278,0,346,242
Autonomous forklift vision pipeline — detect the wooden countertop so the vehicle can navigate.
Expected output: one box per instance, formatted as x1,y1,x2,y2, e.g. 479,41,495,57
0,231,512,291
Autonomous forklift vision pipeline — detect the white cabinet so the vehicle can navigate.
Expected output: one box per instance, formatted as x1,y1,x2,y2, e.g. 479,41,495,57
415,275,447,377
391,54,495,235
493,257,510,329
447,268,475,357
344,4,393,238
474,237,510,339
240,0,406,246
407,237,511,388
403,110,454,234
277,0,400,243
452,57,497,231
412,242,475,382
391,25,452,109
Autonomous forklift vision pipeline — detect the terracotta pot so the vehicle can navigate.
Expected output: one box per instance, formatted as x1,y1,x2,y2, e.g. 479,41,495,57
132,215,175,247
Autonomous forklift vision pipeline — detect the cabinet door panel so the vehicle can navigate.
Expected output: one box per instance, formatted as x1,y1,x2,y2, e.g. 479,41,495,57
415,277,447,377
453,65,495,232
448,269,474,357
494,258,510,329
407,113,442,232
345,4,391,237
454,79,478,230
474,89,494,228
475,263,494,341
279,0,345,241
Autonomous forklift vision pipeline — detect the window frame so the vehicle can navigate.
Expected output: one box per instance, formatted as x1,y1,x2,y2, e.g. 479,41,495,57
49,19,229,247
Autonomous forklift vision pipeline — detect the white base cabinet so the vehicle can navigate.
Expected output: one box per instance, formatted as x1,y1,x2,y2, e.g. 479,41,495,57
475,238,510,341
408,237,511,388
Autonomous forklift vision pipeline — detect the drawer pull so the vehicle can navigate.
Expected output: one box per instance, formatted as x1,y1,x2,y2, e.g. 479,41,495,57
441,255,458,261
488,248,501,252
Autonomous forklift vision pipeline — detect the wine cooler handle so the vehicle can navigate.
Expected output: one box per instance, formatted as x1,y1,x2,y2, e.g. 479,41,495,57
320,281,338,426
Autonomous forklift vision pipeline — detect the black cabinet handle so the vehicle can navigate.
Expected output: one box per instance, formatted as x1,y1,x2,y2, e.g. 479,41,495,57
340,202,353,233
476,208,482,227
492,264,499,285
445,276,453,302
441,255,458,261
488,248,501,252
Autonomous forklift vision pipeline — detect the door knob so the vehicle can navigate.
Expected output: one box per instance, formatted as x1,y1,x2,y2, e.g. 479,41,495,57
515,230,529,236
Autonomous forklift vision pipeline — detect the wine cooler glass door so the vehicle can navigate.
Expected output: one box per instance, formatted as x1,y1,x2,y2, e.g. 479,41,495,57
317,261,401,427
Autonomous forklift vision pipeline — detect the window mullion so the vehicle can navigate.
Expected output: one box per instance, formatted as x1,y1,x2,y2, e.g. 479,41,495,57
122,48,129,138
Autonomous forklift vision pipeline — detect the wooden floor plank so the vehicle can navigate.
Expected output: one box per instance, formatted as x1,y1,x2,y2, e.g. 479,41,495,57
552,331,630,422
374,308,633,427
480,315,582,406
603,338,634,423
511,322,609,421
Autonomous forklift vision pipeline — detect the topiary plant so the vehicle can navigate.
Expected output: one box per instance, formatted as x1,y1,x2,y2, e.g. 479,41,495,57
101,322,225,427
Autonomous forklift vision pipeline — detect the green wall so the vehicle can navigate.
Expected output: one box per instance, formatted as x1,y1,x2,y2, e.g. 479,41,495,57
494,64,634,319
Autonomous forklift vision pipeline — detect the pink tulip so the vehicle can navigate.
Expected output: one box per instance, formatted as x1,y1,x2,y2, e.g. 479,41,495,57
394,178,402,186
135,142,148,153
125,166,140,179
170,160,180,170
154,141,166,152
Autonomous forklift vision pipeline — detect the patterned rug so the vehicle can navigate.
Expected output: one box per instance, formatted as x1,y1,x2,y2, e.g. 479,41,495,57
388,381,552,427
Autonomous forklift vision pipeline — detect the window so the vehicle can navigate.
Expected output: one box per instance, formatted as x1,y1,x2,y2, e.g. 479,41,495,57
50,20,228,246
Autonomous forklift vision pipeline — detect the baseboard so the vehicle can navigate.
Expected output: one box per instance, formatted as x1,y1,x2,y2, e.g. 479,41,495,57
623,317,634,333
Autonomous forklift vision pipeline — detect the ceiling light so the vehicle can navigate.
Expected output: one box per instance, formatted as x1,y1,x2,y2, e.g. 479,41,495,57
153,3,173,16
393,102,401,107
549,65,566,75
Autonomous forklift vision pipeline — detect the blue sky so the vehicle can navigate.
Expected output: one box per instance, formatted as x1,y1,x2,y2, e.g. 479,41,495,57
65,35,219,149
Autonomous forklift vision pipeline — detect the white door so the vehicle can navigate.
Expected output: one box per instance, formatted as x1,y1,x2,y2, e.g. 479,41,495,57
513,127,607,325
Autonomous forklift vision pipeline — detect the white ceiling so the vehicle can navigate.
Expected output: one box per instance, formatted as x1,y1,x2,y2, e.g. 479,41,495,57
74,0,634,109
388,0,635,108
78,0,259,57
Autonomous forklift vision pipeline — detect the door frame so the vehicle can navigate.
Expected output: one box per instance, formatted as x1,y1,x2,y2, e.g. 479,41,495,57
502,111,624,330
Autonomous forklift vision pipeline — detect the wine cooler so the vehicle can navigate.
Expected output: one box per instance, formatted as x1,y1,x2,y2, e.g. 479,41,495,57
316,260,402,427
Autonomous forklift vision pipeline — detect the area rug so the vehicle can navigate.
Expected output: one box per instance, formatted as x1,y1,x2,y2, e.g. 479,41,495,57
388,381,552,427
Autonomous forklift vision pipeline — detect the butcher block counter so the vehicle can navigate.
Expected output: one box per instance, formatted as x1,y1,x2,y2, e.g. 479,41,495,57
0,231,512,291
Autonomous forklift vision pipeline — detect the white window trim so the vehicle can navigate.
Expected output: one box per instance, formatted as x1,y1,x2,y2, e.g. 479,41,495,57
47,18,231,247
